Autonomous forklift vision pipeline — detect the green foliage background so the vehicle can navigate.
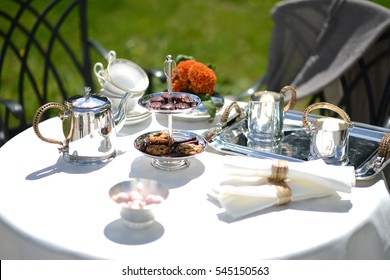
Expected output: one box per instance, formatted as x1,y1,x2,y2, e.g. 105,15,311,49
86,0,389,96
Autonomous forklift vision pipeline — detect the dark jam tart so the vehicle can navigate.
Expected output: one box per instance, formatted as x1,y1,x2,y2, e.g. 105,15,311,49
147,93,198,111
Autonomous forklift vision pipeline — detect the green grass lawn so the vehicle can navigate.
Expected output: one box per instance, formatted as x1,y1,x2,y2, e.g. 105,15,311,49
87,0,390,97
87,0,278,96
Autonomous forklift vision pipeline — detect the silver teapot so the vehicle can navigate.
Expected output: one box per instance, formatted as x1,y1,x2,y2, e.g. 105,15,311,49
33,87,129,165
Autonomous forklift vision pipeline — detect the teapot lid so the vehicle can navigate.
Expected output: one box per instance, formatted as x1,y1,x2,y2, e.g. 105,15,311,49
69,87,109,109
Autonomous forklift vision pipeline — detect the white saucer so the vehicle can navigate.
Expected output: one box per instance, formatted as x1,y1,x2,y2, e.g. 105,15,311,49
125,110,151,125
172,92,225,121
173,107,224,121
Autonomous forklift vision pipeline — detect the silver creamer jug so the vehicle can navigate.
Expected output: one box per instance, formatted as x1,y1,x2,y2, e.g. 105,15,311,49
33,87,129,165
302,102,353,165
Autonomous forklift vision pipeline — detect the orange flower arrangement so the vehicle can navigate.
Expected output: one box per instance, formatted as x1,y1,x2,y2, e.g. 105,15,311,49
172,60,217,96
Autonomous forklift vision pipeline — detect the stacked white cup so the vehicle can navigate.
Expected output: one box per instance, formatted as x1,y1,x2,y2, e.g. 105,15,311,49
94,50,150,122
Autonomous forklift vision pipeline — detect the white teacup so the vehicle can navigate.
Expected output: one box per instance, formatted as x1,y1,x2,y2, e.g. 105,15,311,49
93,50,149,94
99,78,127,97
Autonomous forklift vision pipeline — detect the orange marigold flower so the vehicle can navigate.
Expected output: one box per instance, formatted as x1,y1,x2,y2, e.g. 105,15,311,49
188,63,216,96
172,60,194,90
171,59,216,96
172,79,185,92
176,60,194,81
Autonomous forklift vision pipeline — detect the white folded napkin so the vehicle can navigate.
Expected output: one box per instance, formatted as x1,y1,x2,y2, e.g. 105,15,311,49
211,156,355,219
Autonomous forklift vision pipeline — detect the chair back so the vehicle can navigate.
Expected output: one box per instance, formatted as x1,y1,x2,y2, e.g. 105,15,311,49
0,0,98,144
261,0,390,126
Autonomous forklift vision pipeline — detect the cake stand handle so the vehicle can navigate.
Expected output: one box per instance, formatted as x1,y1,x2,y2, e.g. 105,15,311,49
164,55,177,145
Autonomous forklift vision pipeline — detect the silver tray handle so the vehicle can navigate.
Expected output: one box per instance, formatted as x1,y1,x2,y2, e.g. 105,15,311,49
377,133,390,169
220,101,245,127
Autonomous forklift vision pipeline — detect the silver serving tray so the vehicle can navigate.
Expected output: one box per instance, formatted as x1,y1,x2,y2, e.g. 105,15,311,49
208,110,390,180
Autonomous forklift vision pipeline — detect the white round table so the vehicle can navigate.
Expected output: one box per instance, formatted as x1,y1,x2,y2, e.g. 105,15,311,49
1,107,390,260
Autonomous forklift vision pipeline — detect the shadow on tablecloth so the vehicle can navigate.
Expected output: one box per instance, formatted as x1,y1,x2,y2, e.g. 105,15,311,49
104,219,164,245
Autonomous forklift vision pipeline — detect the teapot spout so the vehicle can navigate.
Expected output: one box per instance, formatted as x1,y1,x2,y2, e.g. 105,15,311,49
114,92,130,132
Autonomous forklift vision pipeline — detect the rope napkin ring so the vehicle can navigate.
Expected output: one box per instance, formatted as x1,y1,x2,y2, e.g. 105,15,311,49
269,159,288,181
268,160,291,205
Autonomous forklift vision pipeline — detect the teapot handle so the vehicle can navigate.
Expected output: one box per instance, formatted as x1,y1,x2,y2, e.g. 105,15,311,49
302,102,352,133
33,102,66,146
280,85,297,113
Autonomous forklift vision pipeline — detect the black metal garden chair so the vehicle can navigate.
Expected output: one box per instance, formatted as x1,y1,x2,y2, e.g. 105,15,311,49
0,0,163,147
0,0,105,146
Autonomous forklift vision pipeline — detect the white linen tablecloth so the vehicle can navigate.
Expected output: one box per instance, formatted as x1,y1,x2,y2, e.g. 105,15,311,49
0,106,390,260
